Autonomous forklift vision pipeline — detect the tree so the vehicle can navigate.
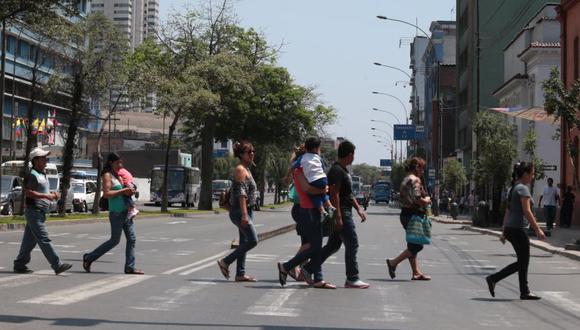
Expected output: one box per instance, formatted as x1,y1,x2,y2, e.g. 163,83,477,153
442,159,467,195
213,156,238,180
472,111,516,223
543,67,580,188
0,0,79,23
391,163,406,192
352,163,382,185
522,129,545,197
47,12,127,215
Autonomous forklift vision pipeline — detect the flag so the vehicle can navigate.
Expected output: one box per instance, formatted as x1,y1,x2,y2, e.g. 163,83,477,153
31,118,39,135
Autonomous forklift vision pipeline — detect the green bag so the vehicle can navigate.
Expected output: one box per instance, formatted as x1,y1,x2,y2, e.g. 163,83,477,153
405,214,432,245
288,183,299,204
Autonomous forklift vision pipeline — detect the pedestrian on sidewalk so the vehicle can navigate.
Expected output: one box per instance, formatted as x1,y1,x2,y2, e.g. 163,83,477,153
539,178,559,230
217,141,259,282
315,140,370,289
386,157,432,281
83,153,143,274
486,162,545,300
277,142,335,289
467,190,475,217
560,185,575,228
13,147,73,275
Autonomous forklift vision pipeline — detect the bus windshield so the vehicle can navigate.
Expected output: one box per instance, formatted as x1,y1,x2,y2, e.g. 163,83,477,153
151,169,185,191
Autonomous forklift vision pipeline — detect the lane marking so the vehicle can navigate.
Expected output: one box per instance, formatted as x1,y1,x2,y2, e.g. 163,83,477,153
19,274,153,305
245,289,299,317
0,270,54,289
130,282,214,311
167,221,187,225
540,291,580,314
163,250,230,275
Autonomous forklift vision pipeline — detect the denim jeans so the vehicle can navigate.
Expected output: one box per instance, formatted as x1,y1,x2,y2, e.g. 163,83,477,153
223,208,258,277
14,208,62,271
85,211,136,272
488,227,530,295
319,208,360,281
543,205,556,230
283,208,323,282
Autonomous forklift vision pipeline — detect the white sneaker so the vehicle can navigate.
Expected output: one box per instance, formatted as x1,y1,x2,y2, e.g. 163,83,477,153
127,209,139,219
345,279,370,289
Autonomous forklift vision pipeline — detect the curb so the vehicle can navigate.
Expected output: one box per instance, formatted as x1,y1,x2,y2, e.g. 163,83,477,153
461,225,580,262
431,217,472,225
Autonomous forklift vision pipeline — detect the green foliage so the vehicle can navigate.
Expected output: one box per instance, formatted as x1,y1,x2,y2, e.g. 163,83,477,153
0,0,79,23
213,157,238,180
320,144,337,167
352,164,382,185
522,129,545,182
543,67,580,187
442,159,467,194
391,162,406,191
472,111,516,191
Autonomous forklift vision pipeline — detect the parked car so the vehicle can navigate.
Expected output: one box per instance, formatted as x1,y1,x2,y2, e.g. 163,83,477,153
0,175,24,215
72,179,97,213
47,175,73,213
212,180,232,200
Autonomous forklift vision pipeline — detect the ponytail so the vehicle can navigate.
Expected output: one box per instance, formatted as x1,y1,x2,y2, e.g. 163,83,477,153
507,161,535,206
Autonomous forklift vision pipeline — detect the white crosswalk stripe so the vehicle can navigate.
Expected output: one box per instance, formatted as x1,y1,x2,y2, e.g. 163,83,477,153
245,288,301,317
19,274,153,305
130,282,215,311
0,270,55,289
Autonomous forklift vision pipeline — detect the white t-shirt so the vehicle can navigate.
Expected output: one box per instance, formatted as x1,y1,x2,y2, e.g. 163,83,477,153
300,153,326,183
542,186,559,206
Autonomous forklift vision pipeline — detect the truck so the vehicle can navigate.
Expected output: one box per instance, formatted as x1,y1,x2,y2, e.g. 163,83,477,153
372,180,392,204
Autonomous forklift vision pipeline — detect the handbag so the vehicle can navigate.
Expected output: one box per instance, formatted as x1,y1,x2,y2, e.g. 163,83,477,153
405,214,432,245
288,184,299,204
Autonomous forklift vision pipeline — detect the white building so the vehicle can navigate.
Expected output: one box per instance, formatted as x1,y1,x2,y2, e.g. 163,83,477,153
492,4,561,200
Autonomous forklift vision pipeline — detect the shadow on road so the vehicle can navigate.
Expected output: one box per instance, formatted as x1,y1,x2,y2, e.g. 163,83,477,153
471,297,516,302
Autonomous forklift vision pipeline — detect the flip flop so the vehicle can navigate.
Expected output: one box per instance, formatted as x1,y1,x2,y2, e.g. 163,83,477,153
277,262,288,286
386,259,396,279
313,281,336,289
412,274,431,281
287,267,301,281
217,259,230,280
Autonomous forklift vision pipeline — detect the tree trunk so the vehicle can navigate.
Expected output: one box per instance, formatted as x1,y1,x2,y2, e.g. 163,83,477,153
59,73,83,216
198,117,216,210
161,112,180,212
19,69,38,214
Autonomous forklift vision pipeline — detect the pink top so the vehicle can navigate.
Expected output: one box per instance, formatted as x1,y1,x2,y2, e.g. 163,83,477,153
116,168,134,186
293,168,314,209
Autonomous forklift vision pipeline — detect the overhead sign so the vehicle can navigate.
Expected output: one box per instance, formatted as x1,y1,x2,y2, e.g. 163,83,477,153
394,124,416,140
380,159,393,167
542,165,557,171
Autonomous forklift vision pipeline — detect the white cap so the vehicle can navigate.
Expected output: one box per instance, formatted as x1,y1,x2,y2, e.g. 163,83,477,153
30,147,51,159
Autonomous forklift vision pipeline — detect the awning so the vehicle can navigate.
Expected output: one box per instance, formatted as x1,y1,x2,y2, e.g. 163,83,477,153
489,106,559,124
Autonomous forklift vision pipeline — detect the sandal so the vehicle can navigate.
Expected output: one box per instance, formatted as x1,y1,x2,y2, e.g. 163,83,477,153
386,259,396,279
277,262,288,286
235,275,257,282
412,274,431,281
299,265,313,285
217,259,230,280
288,267,301,281
313,281,336,289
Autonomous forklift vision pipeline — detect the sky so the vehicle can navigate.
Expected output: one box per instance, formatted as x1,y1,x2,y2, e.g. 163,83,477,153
159,0,456,166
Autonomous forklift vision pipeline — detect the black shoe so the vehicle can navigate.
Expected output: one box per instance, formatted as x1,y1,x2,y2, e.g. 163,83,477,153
277,262,287,286
82,254,92,273
386,259,396,279
485,276,495,297
55,263,73,275
13,266,33,274
124,268,145,275
520,293,541,300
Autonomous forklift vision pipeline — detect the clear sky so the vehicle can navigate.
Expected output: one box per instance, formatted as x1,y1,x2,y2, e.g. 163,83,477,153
159,0,456,166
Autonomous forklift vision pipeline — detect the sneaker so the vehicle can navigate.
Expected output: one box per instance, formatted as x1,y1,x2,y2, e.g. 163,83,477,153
127,208,139,220
520,293,541,300
55,263,73,275
326,206,336,219
345,279,370,289
13,266,33,274
83,254,92,273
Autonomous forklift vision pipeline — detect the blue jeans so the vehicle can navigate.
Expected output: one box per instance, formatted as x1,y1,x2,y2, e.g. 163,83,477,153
14,208,62,271
283,208,324,282
223,208,258,277
85,211,136,272
319,208,360,281
543,206,556,229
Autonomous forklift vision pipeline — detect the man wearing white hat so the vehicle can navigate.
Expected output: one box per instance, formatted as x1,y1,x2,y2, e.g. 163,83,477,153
13,147,72,275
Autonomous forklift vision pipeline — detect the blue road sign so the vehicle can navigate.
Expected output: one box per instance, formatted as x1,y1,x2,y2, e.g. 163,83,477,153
415,125,425,140
380,159,393,167
394,124,416,140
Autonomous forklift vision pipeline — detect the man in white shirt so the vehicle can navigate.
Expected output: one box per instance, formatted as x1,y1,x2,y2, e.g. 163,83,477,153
539,178,560,230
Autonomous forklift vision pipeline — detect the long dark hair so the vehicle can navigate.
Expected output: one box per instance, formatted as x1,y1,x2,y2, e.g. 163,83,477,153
507,162,535,205
103,153,121,175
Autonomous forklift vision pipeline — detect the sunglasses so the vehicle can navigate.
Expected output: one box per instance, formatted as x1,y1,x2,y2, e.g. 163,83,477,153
245,150,256,154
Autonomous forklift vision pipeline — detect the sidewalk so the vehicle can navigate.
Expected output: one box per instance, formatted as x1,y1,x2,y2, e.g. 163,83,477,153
432,214,580,262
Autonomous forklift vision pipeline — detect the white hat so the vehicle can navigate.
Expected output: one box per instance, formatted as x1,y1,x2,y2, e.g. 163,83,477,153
30,147,51,159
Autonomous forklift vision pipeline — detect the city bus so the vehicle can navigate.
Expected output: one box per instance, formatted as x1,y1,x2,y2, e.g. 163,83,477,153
351,175,362,195
373,180,392,204
150,165,200,207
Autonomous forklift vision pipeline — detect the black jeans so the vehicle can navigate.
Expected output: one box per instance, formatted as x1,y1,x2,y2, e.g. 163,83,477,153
488,227,530,295
318,208,360,281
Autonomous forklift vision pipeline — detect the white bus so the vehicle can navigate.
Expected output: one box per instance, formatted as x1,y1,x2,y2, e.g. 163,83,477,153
150,165,201,207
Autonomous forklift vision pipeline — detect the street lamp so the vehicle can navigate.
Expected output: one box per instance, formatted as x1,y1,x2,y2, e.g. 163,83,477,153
372,91,408,124
376,16,430,39
373,62,412,80
371,108,402,124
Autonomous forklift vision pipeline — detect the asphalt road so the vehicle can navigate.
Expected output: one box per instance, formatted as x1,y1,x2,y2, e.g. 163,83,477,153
0,203,579,329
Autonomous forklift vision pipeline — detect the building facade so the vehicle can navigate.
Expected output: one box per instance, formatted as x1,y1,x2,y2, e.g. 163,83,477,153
409,36,428,157
557,0,580,226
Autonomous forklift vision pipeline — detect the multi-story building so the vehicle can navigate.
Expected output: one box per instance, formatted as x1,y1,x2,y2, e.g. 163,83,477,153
557,0,580,226
409,36,428,157
0,1,91,160
456,0,556,175
422,21,457,196
491,4,560,201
